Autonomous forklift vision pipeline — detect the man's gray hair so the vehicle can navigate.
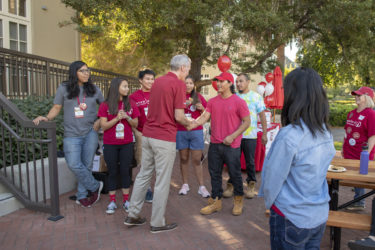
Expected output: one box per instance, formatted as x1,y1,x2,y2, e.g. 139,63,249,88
170,54,191,71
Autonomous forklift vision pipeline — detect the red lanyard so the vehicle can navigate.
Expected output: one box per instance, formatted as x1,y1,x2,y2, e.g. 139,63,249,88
77,94,86,105
120,101,124,111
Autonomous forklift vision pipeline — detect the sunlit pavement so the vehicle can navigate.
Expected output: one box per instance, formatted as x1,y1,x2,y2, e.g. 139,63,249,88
0,153,368,250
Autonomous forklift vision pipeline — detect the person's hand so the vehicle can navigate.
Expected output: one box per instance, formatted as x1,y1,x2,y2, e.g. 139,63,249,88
117,110,127,121
186,120,197,131
196,103,204,111
261,133,268,145
93,119,100,131
33,116,48,125
223,135,234,146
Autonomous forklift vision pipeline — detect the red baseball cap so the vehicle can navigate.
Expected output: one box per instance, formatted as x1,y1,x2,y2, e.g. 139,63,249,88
214,72,234,84
351,86,374,99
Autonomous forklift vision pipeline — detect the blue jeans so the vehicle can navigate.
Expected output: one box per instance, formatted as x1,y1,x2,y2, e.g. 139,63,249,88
354,187,365,206
63,129,100,200
269,210,326,250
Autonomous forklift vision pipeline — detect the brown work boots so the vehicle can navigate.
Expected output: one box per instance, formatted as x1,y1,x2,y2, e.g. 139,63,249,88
223,182,234,198
200,197,222,215
245,181,257,199
223,181,257,199
232,196,244,216
200,196,244,216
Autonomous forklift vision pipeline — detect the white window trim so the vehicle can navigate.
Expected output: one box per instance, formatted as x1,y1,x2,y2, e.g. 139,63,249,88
0,0,31,53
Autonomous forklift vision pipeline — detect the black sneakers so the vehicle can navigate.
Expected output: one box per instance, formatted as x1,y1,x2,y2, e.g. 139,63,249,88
124,216,147,226
150,223,178,233
348,236,375,250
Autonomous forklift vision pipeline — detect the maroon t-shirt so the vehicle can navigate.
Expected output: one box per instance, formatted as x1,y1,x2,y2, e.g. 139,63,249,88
142,72,186,142
129,89,150,132
177,92,207,131
343,108,375,160
206,94,250,148
98,100,140,145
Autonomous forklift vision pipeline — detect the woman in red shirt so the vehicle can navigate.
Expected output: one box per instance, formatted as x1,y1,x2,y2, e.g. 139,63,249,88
176,76,210,197
98,78,140,214
342,86,375,210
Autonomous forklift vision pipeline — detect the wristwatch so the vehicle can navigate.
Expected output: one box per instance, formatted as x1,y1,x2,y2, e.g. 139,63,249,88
126,116,132,121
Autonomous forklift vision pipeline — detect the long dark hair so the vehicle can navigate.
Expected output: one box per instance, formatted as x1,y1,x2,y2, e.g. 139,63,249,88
106,78,131,114
185,75,199,104
64,61,96,99
281,67,330,137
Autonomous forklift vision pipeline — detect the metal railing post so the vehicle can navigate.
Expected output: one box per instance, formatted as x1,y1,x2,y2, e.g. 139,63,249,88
46,126,63,221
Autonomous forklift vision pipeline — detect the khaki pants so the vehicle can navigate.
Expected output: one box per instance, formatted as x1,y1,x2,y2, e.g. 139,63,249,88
128,136,176,227
133,129,143,166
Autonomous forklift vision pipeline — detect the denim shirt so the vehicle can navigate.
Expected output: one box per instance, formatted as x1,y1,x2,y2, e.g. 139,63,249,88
259,120,335,228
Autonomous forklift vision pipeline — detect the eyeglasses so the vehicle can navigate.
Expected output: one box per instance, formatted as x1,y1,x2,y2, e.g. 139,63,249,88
78,69,91,74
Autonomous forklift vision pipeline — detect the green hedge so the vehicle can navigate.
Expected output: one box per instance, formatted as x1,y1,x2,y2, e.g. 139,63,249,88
0,97,64,167
11,96,64,151
329,102,355,127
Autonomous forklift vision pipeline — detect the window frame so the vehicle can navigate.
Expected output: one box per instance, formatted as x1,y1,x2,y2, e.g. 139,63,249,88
0,0,31,53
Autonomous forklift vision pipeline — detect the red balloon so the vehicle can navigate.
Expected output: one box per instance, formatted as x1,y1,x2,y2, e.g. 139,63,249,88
217,55,231,72
258,81,267,87
212,80,218,91
265,72,274,83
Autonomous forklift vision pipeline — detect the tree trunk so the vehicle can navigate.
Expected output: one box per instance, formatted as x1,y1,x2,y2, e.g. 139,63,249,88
187,24,210,92
276,44,285,74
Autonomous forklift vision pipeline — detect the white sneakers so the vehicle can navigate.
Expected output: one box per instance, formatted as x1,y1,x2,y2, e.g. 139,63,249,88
179,184,190,195
198,186,210,198
106,201,117,214
179,184,210,198
123,200,130,212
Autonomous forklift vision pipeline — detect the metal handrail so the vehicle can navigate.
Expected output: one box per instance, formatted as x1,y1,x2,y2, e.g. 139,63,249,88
0,47,139,99
0,119,51,143
0,92,62,221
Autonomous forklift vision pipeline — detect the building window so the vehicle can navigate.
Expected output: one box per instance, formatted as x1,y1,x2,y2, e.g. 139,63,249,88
200,74,210,80
9,21,27,52
19,24,26,52
8,0,26,17
8,0,16,14
19,0,25,17
9,21,17,50
0,20,3,48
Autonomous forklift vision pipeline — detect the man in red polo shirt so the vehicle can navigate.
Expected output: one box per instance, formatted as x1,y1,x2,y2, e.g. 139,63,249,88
188,72,250,216
125,55,192,233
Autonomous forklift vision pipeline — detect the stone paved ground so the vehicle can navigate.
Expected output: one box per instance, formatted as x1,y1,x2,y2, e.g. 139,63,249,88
0,152,370,250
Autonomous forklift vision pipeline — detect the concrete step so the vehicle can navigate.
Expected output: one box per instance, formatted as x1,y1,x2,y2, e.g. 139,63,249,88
0,192,24,217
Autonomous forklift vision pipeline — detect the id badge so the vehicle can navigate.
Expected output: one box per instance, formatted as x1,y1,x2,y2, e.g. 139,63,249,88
74,107,84,118
144,107,148,116
116,123,125,139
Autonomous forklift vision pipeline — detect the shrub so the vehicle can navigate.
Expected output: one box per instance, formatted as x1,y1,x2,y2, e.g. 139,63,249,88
329,102,354,127
0,97,64,168
11,96,64,151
